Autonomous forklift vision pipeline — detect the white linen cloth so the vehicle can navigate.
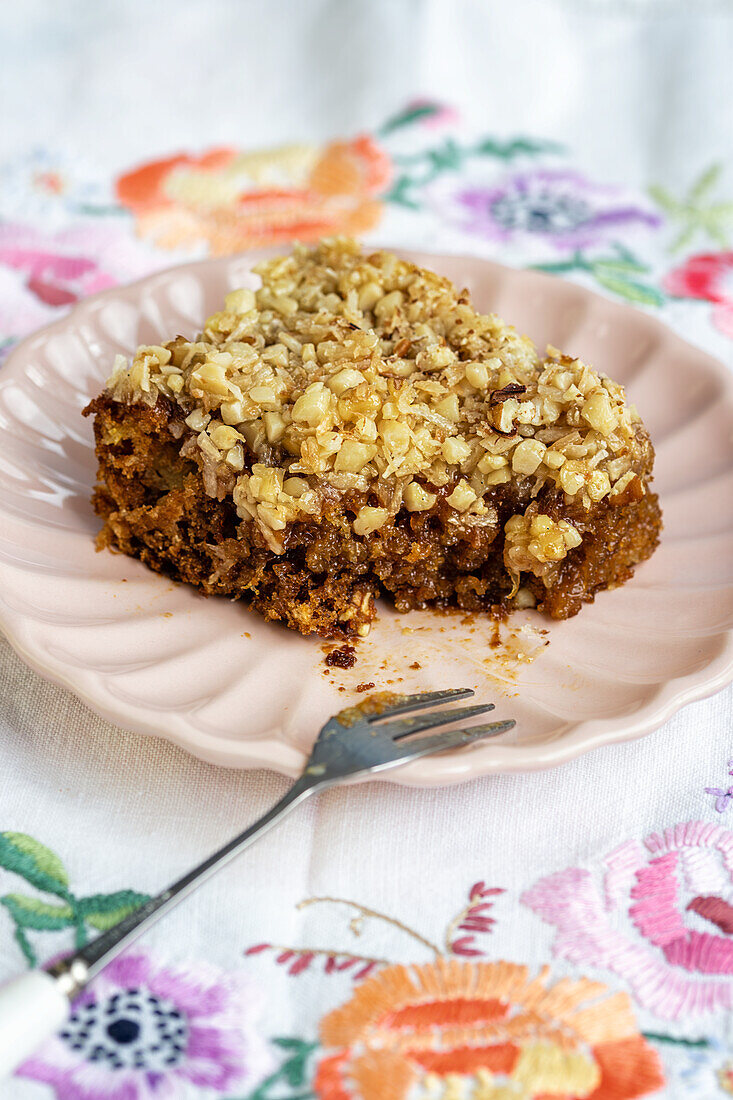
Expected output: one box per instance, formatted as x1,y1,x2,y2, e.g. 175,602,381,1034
1,3,732,1098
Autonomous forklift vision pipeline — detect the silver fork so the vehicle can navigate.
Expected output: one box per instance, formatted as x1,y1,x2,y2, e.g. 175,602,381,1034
0,688,513,1076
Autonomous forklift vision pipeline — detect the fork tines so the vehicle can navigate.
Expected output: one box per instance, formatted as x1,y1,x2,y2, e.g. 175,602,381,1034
398,719,516,759
366,688,475,722
379,703,496,740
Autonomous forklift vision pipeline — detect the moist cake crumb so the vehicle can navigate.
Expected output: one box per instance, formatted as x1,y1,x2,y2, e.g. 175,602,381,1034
325,645,357,669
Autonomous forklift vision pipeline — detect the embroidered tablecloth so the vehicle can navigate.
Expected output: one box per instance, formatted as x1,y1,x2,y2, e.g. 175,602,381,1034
1,3,733,1097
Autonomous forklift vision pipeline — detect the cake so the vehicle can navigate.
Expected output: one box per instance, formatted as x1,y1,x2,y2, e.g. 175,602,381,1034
84,238,661,638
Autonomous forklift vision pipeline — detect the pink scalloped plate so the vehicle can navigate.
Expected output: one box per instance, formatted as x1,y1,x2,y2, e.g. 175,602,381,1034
1,250,732,786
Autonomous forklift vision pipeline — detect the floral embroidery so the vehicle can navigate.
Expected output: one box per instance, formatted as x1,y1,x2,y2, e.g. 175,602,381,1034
705,761,733,812
0,222,158,356
0,148,118,222
664,251,733,338
640,1033,730,1099
238,1038,318,1100
115,135,391,254
533,243,666,307
650,164,733,252
522,820,733,1020
443,882,503,958
383,135,560,210
313,958,664,1099
431,168,660,251
245,886,503,982
378,99,460,135
18,949,272,1099
0,831,149,966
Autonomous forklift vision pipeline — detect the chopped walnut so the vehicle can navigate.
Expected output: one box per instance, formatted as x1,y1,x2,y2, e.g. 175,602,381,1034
105,238,652,541
504,510,583,583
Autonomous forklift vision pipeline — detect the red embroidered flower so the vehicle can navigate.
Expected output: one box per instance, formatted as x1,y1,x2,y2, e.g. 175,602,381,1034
664,251,733,337
314,958,663,1099
116,136,391,255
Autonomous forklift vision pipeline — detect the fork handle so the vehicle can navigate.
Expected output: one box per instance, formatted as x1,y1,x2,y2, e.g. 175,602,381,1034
0,971,70,1076
0,775,320,1079
54,775,319,985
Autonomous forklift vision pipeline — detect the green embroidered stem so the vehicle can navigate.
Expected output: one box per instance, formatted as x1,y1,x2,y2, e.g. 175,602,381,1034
234,1038,318,1100
73,919,88,950
74,203,126,217
532,244,666,307
12,926,35,968
642,1031,712,1049
378,103,445,136
531,250,593,275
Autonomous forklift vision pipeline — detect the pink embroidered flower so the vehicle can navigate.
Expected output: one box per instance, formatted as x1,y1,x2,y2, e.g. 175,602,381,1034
18,949,272,1099
0,222,160,354
664,251,733,338
522,820,733,1021
431,168,660,252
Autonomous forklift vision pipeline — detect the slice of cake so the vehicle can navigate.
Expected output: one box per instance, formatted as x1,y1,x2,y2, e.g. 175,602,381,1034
84,238,661,638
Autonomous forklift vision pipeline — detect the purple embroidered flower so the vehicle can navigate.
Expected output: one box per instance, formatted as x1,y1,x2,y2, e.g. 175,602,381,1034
433,168,661,251
18,949,272,1099
705,759,733,812
706,787,733,813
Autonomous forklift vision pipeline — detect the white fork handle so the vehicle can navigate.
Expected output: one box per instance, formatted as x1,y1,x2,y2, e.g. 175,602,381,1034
0,971,69,1077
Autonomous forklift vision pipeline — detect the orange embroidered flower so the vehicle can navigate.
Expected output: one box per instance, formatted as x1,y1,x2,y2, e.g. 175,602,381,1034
721,1060,733,1095
116,137,391,255
315,959,664,1099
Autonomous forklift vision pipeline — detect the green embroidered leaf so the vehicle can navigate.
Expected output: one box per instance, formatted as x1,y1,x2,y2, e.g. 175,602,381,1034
593,258,648,276
75,202,127,217
0,833,69,897
271,1039,317,1051
594,272,666,307
426,138,462,172
709,225,730,249
706,202,733,217
1,894,74,930
474,137,563,160
77,890,150,930
378,104,440,136
650,166,733,253
671,224,697,253
530,260,582,275
382,177,419,209
272,1038,319,1089
642,1030,711,1049
647,184,680,215
689,162,723,202
610,241,643,265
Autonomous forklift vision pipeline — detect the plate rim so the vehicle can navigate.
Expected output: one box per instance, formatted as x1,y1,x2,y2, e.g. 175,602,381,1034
1,249,732,785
